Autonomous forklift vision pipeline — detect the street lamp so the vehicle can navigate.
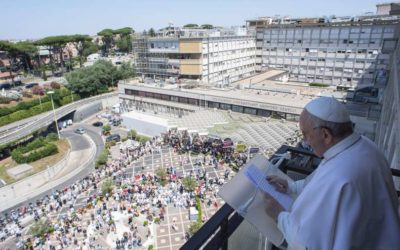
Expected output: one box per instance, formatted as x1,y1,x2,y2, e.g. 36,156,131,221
38,93,43,110
70,90,74,103
47,91,61,139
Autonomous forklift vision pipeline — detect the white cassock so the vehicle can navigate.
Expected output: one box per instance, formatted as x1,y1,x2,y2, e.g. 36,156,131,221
278,133,400,250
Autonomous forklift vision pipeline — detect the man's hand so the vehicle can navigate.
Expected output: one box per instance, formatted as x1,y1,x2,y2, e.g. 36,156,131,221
267,175,288,193
264,194,284,222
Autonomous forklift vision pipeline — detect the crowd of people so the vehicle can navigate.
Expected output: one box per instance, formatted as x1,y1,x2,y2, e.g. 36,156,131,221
0,131,242,249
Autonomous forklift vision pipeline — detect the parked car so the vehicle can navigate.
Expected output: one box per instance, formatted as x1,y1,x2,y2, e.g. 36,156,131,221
25,82,39,89
106,134,120,142
92,121,103,127
0,82,12,90
112,119,121,126
74,128,85,134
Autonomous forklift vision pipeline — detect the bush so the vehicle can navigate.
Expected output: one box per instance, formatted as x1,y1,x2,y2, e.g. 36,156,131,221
105,140,116,149
195,196,202,224
143,220,148,227
0,87,80,126
29,218,54,237
46,133,59,142
160,179,167,186
148,245,154,250
14,138,47,154
154,217,160,224
101,178,113,196
102,125,111,135
22,91,33,98
0,97,12,104
50,82,61,89
11,142,58,164
188,221,203,237
31,85,44,95
96,149,109,168
127,129,137,139
309,83,329,88
183,176,197,192
136,135,150,143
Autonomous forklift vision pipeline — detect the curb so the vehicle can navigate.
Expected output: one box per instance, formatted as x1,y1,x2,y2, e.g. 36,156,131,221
0,134,97,212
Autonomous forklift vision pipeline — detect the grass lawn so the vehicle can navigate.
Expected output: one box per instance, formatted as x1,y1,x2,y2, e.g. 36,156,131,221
0,139,70,185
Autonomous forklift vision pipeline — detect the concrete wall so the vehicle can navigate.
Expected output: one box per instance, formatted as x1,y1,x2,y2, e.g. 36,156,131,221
73,101,103,122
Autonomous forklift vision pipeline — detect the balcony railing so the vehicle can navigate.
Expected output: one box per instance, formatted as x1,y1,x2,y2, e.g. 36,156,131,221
181,145,400,249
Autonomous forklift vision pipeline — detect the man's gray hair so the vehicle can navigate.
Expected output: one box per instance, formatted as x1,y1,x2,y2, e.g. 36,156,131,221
307,112,353,139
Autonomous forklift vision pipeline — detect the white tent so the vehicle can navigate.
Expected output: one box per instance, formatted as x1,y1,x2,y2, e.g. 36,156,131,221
122,111,170,137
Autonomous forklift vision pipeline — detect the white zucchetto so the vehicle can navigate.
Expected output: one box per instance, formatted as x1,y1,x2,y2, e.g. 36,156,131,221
305,97,351,123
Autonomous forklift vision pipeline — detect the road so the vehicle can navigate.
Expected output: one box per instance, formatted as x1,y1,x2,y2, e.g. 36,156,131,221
0,92,117,146
0,123,104,216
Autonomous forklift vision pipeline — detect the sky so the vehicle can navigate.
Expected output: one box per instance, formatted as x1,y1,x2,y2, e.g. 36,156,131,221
1,0,387,40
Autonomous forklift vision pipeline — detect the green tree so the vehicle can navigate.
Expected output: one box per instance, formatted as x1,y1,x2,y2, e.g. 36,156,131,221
102,124,111,135
65,60,112,96
96,148,109,168
65,59,134,96
128,129,137,139
97,29,114,56
114,27,134,53
14,41,38,74
182,176,198,192
188,221,203,237
155,167,167,179
117,62,136,81
148,28,156,37
29,218,54,237
183,24,199,28
35,35,70,76
115,37,130,53
69,34,94,67
101,178,113,195
201,24,214,29
0,41,38,84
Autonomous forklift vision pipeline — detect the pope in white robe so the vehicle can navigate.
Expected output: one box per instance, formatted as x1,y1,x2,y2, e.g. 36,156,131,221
266,97,400,249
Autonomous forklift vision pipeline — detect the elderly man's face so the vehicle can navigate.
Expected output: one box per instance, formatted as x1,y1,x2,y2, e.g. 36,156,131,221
299,111,329,157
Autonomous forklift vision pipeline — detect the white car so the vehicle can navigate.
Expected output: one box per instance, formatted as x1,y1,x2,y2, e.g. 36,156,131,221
75,128,85,134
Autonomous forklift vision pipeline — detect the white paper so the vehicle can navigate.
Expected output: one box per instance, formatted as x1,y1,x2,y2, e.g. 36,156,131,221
245,164,293,210
218,155,293,246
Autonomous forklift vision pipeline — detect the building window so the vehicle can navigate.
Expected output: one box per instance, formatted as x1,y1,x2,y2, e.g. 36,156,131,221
232,105,243,113
244,107,257,115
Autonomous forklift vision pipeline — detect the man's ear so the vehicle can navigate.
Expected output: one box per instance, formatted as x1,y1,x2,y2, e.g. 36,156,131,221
322,127,333,142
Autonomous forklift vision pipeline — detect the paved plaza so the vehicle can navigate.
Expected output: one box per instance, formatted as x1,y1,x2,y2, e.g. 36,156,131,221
117,146,228,250
0,145,230,250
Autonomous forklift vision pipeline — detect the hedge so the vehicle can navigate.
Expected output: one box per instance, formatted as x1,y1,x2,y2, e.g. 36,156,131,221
309,83,329,88
11,143,58,164
10,135,59,164
195,196,202,223
0,87,79,127
0,96,50,117
0,101,53,127
16,138,47,154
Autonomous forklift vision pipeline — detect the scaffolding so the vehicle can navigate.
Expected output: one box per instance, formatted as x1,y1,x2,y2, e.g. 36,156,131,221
132,36,180,80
